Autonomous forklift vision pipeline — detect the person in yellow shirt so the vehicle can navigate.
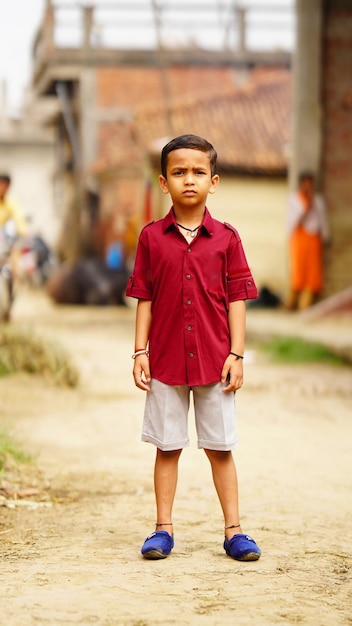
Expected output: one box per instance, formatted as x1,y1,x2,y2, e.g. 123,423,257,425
0,174,27,236
0,174,27,321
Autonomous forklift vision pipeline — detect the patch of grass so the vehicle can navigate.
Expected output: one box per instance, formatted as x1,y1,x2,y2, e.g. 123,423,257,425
262,336,346,365
0,429,33,472
0,326,79,387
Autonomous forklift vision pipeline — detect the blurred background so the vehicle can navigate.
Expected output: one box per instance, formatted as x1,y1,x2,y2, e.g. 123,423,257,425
0,0,351,311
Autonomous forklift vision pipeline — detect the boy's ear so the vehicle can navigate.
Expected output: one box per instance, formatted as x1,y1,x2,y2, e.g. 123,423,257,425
208,174,220,194
159,175,169,194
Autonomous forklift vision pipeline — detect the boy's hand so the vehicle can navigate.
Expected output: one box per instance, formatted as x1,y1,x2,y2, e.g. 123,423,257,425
221,355,243,392
133,354,151,391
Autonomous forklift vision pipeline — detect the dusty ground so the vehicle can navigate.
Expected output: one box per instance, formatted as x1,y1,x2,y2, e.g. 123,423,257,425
1,288,351,626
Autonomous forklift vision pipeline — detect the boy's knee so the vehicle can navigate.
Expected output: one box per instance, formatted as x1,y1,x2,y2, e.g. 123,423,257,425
157,448,182,459
204,448,231,461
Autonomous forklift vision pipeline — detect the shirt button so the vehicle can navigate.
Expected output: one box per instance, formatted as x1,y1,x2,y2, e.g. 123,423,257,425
187,325,192,331
186,274,191,280
186,299,192,305
247,280,252,285
189,352,194,358
187,248,191,253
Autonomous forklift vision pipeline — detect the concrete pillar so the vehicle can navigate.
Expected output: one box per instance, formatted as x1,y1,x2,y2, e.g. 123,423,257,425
42,2,55,56
289,0,323,189
237,8,247,54
79,67,97,180
83,6,94,50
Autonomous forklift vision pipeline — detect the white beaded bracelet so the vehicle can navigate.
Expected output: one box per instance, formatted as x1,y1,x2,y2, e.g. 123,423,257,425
132,349,149,359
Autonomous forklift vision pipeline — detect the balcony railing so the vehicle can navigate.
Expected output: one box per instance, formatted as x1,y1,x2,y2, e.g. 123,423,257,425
33,1,295,59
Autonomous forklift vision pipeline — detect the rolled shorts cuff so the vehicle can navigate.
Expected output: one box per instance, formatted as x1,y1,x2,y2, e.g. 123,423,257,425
141,432,190,451
197,437,239,451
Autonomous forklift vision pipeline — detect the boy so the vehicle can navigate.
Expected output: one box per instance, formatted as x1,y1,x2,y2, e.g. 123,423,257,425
126,134,261,561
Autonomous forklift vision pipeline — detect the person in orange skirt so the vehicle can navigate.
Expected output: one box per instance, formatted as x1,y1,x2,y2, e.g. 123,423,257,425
286,172,330,310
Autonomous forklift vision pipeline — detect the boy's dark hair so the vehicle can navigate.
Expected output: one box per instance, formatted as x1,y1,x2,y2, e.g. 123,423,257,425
298,171,314,184
161,134,217,178
0,174,11,184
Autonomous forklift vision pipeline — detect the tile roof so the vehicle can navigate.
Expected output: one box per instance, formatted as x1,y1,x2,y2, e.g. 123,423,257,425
93,70,291,176
134,71,291,175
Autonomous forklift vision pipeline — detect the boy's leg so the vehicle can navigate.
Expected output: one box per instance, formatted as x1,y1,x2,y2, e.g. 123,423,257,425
141,447,181,559
154,447,182,533
205,448,261,561
204,449,241,539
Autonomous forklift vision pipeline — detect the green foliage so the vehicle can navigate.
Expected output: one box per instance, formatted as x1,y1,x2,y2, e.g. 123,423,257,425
0,429,33,472
0,326,79,387
262,336,345,365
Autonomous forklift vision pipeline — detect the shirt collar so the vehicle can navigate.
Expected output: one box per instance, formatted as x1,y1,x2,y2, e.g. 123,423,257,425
162,207,214,236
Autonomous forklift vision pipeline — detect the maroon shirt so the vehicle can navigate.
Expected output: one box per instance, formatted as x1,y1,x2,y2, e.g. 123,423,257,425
126,207,258,386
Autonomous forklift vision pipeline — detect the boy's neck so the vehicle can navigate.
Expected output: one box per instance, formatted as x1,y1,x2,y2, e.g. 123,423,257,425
173,206,206,228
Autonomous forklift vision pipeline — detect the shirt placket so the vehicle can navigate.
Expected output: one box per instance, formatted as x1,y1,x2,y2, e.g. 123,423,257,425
182,244,197,381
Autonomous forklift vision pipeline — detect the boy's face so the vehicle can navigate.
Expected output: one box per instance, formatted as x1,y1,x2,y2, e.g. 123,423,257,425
159,148,219,210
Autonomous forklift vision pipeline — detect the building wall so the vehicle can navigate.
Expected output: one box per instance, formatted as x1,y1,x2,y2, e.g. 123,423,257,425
158,175,289,298
322,1,352,295
0,139,57,245
96,65,241,111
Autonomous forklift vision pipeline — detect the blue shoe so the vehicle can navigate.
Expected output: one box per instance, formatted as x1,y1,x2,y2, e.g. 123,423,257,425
141,531,174,560
224,533,261,561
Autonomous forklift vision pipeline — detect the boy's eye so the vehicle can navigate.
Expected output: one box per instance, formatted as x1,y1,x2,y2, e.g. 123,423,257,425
172,169,207,176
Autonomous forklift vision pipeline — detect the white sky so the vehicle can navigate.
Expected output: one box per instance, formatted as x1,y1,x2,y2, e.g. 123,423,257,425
0,1,46,116
0,0,294,118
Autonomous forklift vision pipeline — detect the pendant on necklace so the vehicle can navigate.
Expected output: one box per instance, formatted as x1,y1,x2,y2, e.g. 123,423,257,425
177,222,200,238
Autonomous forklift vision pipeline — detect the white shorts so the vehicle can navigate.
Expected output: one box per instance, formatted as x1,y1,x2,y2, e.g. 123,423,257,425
142,378,238,452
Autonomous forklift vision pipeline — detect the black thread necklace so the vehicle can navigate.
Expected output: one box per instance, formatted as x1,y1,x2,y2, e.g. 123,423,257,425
176,222,201,238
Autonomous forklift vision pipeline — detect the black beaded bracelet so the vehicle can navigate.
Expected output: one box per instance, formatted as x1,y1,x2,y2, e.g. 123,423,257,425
229,351,244,360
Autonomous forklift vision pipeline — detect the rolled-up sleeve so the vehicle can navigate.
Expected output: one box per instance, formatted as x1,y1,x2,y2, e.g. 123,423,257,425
226,229,258,302
126,235,153,300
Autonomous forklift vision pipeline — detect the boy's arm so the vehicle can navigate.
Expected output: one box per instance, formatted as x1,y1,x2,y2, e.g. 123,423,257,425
133,299,152,391
221,300,246,393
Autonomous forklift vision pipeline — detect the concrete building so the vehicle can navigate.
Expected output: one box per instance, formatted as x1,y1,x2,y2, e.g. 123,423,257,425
0,84,56,244
30,2,291,268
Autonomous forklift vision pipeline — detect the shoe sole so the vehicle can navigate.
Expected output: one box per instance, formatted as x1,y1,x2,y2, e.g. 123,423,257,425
142,549,169,560
226,550,260,561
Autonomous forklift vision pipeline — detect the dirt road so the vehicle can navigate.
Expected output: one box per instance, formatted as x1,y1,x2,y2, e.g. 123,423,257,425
1,289,351,626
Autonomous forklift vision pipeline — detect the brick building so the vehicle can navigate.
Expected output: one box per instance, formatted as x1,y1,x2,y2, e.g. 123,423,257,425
291,0,352,300
29,0,351,301
30,2,291,287
93,72,291,294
